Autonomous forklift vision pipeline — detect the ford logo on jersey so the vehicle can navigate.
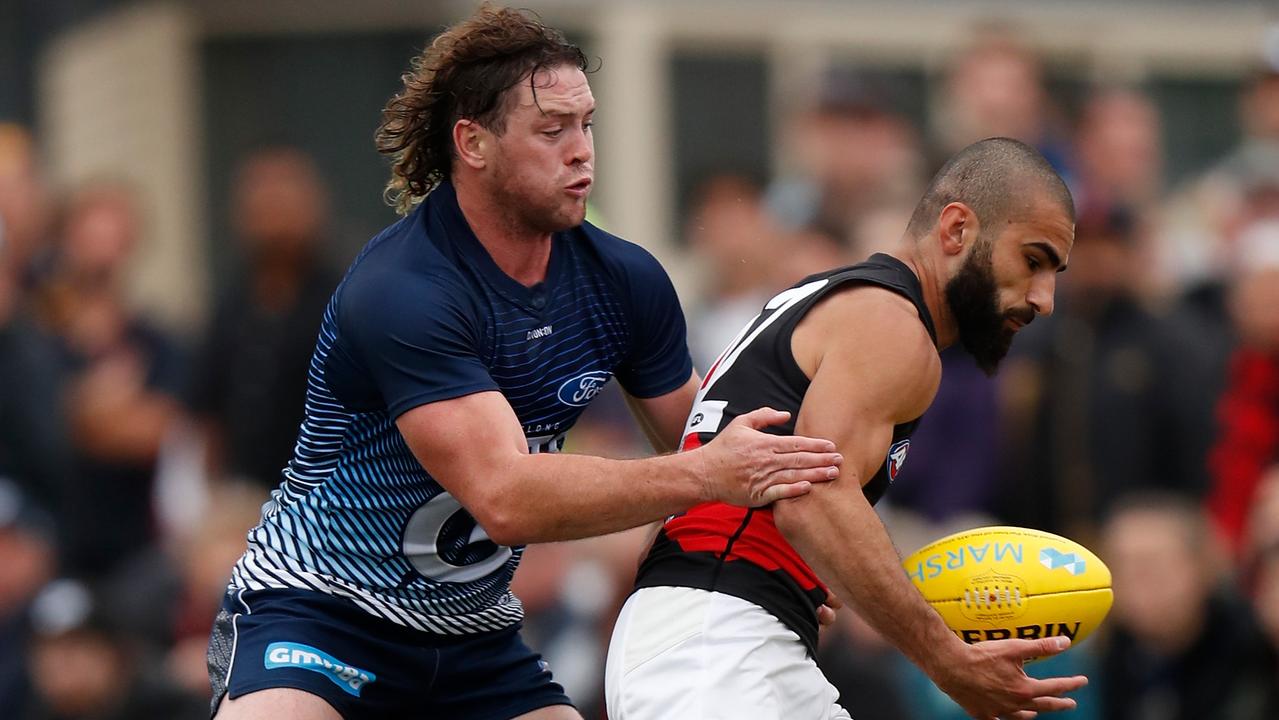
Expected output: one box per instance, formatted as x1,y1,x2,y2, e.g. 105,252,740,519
557,370,611,407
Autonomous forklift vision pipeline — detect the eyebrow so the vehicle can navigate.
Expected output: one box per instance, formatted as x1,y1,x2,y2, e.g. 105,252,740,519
539,106,595,119
1028,241,1068,273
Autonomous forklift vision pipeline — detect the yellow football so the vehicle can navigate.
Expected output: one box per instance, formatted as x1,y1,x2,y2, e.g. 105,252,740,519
901,526,1112,652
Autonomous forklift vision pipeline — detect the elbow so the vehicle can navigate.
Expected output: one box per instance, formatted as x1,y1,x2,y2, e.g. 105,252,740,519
770,475,854,542
771,493,816,542
471,491,533,547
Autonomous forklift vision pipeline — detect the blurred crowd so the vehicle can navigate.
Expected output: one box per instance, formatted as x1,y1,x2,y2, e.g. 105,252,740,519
1,26,1278,720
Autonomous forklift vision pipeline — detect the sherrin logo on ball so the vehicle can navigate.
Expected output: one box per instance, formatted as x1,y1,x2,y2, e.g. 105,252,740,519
901,525,1113,655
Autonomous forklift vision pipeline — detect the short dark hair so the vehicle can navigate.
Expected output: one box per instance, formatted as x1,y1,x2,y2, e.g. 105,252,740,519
375,4,588,214
905,137,1074,240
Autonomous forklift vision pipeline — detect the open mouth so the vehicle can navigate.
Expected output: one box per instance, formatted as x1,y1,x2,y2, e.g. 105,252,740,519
566,178,592,196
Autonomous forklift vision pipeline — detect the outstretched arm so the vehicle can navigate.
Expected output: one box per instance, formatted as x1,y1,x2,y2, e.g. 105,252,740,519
396,384,841,547
772,286,1085,720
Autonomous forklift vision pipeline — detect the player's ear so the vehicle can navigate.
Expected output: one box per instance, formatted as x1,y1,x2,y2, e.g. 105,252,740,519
937,202,977,257
453,119,488,170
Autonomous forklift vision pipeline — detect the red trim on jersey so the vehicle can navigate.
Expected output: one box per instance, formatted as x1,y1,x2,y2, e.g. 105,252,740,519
663,502,825,592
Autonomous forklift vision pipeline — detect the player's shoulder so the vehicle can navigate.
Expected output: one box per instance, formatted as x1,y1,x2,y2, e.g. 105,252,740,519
337,211,474,318
805,283,941,407
574,221,669,283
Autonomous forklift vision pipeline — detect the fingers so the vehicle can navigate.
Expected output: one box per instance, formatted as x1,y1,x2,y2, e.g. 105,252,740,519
1033,636,1071,657
731,407,791,430
817,604,838,627
770,434,839,454
756,480,813,505
988,636,1071,661
823,590,844,610
1025,675,1088,697
778,451,844,472
1028,695,1077,713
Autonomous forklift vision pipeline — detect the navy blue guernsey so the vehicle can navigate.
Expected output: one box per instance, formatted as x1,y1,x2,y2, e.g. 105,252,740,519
230,182,693,635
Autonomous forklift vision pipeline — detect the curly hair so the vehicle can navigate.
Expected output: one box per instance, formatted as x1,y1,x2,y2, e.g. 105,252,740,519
376,5,588,214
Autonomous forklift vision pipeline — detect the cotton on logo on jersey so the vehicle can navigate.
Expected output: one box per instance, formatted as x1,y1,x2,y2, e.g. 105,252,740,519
264,642,376,696
887,439,910,482
557,370,611,407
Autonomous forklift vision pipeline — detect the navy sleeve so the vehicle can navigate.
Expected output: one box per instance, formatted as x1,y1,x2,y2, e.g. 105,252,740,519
337,268,498,418
613,246,695,398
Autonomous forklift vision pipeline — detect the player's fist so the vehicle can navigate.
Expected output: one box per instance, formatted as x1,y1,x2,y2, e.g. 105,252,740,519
695,407,841,507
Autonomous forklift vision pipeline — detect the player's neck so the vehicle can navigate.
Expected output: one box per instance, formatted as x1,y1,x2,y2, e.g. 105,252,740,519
454,179,552,287
889,241,959,350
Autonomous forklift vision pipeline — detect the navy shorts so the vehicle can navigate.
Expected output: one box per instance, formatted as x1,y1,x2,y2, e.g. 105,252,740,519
206,588,572,719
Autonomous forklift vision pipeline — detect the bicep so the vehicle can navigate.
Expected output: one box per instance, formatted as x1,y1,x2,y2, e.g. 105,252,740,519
777,319,938,517
623,370,699,453
395,391,528,507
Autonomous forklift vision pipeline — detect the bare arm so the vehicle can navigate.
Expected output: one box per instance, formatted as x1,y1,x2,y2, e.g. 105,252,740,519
623,372,701,453
772,287,1085,720
396,387,841,546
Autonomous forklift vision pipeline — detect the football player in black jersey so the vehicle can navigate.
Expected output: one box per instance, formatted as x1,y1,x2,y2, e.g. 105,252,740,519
608,138,1086,720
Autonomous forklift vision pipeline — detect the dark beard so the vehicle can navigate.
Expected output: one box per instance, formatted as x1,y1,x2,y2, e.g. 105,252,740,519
945,242,1018,376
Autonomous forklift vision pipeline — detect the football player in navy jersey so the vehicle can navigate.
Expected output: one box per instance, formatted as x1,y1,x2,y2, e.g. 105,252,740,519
206,7,842,720
607,139,1090,720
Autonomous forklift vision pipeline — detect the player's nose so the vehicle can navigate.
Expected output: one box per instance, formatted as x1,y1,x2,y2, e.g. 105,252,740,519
1028,273,1056,317
566,126,592,166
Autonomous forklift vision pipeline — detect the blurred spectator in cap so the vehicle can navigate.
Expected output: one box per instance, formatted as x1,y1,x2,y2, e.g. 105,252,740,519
23,578,203,720
0,479,57,718
1098,492,1274,720
999,206,1216,546
768,67,924,248
933,25,1072,178
187,146,340,491
37,182,187,579
1206,220,1279,559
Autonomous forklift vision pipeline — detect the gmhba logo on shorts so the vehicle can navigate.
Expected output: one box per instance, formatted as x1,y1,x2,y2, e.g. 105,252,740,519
557,370,611,407
264,642,377,696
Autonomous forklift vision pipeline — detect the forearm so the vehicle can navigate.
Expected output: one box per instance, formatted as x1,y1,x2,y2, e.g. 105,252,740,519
774,485,965,675
481,450,707,545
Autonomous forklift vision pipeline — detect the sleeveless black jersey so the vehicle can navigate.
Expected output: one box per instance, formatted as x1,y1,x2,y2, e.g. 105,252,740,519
634,253,938,654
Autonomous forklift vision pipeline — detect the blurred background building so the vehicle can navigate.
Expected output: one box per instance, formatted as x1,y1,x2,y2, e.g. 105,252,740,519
3,0,1279,718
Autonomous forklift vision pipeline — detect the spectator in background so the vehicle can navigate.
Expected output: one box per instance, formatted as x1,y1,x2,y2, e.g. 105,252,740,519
0,188,74,533
1098,492,1273,720
768,69,924,248
1159,68,1279,301
1071,88,1165,296
36,182,186,579
0,124,54,290
162,482,263,701
1249,540,1279,716
685,173,782,370
22,579,204,720
933,27,1072,177
0,480,58,719
1072,88,1164,220
188,147,340,491
999,207,1214,546
1206,222,1279,559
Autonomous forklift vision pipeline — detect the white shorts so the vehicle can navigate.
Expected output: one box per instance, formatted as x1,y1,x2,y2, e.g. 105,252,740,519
605,586,852,720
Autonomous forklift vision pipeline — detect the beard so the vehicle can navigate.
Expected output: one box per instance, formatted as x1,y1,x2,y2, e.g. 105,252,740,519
490,167,587,235
944,239,1030,376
